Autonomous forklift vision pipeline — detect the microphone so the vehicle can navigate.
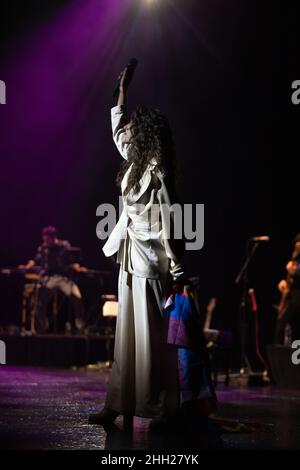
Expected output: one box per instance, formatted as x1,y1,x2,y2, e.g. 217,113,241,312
250,236,270,242
112,58,138,97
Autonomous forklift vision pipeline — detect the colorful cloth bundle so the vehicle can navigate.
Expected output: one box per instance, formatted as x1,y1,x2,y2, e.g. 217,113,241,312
164,283,269,433
164,283,217,412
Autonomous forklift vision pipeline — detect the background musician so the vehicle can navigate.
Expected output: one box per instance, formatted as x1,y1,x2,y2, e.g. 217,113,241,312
19,226,87,334
275,234,300,343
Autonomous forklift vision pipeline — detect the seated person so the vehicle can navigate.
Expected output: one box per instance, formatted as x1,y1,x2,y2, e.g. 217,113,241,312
20,226,87,334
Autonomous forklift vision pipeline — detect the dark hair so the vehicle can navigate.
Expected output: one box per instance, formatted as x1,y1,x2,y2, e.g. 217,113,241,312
41,225,57,238
116,105,179,200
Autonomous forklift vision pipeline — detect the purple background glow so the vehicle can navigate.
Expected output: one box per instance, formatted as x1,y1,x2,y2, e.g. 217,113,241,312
0,0,295,337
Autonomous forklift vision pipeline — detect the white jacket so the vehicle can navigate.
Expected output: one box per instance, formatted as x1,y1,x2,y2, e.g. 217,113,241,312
102,105,184,280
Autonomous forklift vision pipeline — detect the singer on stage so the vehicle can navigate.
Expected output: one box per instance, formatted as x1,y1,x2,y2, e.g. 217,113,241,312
89,63,215,430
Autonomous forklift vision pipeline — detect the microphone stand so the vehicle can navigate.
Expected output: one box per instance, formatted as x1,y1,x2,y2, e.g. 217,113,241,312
235,240,259,377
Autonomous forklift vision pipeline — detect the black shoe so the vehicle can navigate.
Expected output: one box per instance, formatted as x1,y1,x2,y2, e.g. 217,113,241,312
88,407,119,425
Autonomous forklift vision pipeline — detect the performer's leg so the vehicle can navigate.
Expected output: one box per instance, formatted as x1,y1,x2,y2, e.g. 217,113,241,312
288,290,300,340
70,295,85,329
274,315,286,344
36,286,54,333
57,277,85,331
132,274,179,419
274,289,300,343
70,283,85,330
104,267,136,415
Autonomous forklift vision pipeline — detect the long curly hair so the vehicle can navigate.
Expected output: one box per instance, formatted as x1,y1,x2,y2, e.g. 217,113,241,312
116,105,179,200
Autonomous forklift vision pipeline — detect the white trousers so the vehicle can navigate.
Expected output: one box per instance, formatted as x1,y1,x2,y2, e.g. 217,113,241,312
105,267,179,418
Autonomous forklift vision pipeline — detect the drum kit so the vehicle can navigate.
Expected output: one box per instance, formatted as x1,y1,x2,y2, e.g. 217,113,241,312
0,265,115,336
1,266,41,335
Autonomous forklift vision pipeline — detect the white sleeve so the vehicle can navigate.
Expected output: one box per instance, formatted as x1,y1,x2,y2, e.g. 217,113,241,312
111,105,131,160
157,175,185,280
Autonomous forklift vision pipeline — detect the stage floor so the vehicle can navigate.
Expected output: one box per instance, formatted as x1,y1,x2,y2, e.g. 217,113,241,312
0,366,299,450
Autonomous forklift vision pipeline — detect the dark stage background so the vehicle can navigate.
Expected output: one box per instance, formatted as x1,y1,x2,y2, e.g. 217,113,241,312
0,1,298,365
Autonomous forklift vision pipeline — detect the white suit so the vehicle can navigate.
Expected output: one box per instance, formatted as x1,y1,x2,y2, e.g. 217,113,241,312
102,105,184,418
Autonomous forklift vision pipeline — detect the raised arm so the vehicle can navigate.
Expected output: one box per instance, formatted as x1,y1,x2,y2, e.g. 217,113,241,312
111,66,134,160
